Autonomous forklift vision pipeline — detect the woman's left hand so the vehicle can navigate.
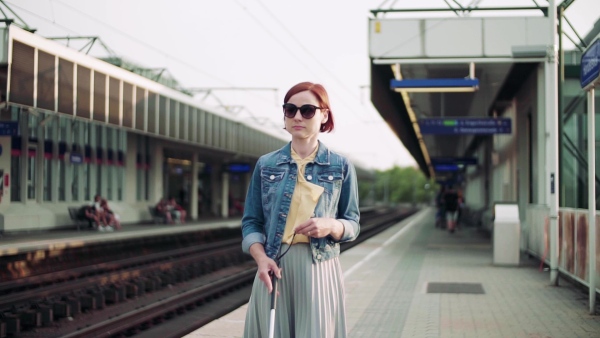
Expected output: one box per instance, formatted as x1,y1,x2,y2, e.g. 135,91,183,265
295,217,344,241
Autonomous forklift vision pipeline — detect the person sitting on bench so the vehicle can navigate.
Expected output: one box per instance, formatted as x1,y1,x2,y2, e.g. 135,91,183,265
168,197,186,223
156,198,174,224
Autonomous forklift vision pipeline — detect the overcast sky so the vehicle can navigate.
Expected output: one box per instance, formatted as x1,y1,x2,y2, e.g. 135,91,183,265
8,0,600,170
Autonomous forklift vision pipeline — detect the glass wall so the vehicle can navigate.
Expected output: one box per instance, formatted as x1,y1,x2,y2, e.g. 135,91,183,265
9,107,21,202
43,117,54,201
8,110,126,204
136,135,150,201
560,77,600,209
58,118,68,201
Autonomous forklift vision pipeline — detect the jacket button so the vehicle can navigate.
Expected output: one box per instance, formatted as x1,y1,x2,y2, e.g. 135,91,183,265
316,254,322,260
328,175,333,180
307,175,312,180
270,175,275,180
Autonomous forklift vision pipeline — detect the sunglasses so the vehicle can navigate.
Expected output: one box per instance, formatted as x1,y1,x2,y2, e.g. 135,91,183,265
282,103,323,119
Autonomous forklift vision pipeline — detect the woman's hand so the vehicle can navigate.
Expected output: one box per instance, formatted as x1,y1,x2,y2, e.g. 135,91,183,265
295,217,344,241
249,243,281,293
256,256,281,293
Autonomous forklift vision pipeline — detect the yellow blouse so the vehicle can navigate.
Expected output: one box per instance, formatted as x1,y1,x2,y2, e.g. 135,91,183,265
282,147,324,245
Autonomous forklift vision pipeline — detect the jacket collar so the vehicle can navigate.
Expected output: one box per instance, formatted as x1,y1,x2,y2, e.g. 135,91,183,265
276,141,330,166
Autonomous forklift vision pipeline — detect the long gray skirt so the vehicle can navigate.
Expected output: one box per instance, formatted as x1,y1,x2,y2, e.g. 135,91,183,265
243,244,347,338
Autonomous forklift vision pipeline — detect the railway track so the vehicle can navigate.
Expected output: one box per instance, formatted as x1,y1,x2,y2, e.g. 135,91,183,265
0,206,416,338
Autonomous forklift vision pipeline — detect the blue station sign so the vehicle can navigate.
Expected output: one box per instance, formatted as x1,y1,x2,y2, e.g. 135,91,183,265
431,157,478,166
433,164,460,172
0,121,19,136
581,36,600,90
224,163,251,173
418,117,511,135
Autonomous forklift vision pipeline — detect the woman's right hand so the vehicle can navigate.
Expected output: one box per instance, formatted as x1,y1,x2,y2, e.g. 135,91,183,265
256,256,281,293
249,243,281,293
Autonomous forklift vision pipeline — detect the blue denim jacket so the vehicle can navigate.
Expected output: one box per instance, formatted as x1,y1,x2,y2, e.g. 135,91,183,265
241,141,360,263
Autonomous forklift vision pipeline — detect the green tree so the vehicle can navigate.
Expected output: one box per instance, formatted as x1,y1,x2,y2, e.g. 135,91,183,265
374,166,435,204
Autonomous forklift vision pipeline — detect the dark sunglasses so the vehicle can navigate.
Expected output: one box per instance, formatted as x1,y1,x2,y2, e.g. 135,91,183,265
282,103,323,119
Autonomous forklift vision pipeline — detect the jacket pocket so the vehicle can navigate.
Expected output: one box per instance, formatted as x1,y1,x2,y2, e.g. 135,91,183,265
260,168,286,211
317,169,343,215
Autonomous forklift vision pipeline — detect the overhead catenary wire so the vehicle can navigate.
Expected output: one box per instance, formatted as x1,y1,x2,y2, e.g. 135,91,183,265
4,1,79,35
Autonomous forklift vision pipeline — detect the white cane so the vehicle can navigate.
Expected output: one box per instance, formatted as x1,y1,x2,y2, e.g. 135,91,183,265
267,235,295,338
268,271,278,338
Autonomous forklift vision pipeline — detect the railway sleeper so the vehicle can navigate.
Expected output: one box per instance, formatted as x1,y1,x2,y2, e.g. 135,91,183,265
132,279,146,297
151,275,165,289
190,263,203,277
159,273,174,286
1,313,20,335
174,268,189,283
52,301,71,319
144,276,160,292
87,289,106,309
104,284,127,304
125,282,139,298
62,296,82,316
19,309,41,328
32,303,53,326
79,293,96,311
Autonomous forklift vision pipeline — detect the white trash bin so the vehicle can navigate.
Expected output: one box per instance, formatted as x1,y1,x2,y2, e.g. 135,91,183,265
493,203,520,266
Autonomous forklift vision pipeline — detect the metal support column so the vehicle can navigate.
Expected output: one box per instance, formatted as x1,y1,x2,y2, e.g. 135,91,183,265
221,172,229,218
588,88,597,314
190,152,199,220
546,0,560,286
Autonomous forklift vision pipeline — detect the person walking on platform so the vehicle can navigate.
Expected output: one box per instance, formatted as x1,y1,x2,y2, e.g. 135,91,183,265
241,81,361,338
444,185,460,233
435,186,446,228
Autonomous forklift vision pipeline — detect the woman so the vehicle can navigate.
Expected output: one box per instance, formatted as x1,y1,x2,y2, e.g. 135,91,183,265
241,81,360,337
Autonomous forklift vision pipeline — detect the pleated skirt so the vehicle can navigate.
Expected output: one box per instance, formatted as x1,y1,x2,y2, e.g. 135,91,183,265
243,244,347,338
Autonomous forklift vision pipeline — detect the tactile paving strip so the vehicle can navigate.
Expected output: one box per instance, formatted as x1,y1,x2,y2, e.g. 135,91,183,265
426,282,485,294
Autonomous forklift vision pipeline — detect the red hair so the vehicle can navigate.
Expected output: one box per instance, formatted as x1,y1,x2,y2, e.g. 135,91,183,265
283,82,334,133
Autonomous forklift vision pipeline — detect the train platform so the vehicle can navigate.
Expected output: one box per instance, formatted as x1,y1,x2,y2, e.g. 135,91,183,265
187,208,600,338
0,217,242,256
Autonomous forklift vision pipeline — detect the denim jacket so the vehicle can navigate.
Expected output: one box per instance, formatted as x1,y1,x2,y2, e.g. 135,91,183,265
241,141,360,263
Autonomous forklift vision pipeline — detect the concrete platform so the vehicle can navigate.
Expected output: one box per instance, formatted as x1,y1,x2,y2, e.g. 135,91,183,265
0,217,242,256
187,208,600,338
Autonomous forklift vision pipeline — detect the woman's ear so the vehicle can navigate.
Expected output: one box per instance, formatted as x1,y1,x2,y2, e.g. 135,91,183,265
321,110,329,124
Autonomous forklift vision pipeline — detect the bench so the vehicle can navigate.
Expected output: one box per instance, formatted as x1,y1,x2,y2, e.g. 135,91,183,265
148,206,167,224
68,206,93,231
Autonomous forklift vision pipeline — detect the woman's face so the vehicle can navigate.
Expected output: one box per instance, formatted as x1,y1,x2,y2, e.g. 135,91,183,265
284,90,328,141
